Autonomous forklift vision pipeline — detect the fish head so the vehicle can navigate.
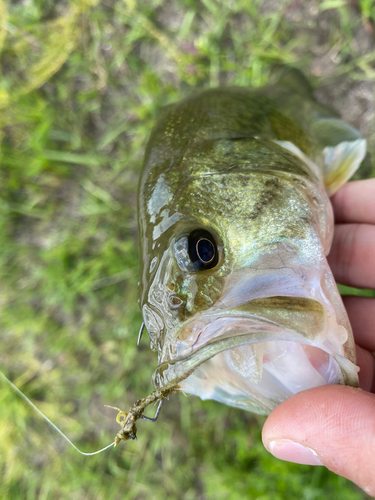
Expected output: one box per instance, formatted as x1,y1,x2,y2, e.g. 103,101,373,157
139,136,359,414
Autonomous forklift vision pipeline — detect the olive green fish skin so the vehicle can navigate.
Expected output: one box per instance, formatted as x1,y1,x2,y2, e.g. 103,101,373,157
140,84,338,275
139,86,331,331
138,77,363,413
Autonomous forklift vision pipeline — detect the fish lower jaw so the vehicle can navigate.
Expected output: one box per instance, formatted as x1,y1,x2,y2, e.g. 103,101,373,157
179,340,348,414
152,327,359,415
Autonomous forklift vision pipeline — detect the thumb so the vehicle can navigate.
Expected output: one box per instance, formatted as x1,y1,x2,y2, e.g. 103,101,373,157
262,386,375,496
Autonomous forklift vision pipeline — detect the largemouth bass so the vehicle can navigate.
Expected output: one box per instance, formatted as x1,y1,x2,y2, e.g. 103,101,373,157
137,70,365,416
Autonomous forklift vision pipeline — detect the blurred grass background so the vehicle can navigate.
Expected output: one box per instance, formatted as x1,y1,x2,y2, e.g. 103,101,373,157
0,0,374,498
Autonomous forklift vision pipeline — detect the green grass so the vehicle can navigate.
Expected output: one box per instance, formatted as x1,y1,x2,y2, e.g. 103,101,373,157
0,0,374,498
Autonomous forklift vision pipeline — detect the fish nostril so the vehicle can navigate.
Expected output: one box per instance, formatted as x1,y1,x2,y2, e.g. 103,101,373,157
169,295,183,308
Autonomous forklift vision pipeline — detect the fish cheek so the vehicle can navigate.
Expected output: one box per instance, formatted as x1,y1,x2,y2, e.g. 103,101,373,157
170,267,228,321
191,273,226,313
169,266,197,322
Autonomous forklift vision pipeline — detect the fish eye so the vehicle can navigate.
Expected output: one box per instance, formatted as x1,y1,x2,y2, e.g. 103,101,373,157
188,229,218,270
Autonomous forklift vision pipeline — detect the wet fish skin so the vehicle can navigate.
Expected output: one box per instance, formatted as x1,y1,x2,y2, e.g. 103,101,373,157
138,71,365,414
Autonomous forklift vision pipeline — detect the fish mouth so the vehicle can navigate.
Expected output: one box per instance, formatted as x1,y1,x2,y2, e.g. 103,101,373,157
152,296,359,414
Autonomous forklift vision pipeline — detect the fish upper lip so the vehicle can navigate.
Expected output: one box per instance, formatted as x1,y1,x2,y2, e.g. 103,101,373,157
176,303,328,355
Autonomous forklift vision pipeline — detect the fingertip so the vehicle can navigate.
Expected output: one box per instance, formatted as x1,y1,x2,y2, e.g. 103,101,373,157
262,386,375,495
267,439,323,466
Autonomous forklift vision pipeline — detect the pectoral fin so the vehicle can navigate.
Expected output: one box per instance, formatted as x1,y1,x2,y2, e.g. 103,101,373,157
312,118,366,195
323,138,367,195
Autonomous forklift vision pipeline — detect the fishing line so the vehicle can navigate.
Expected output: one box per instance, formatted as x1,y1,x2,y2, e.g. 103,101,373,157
0,368,115,456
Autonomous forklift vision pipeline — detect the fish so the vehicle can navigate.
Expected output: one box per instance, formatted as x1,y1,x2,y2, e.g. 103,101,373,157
137,69,365,416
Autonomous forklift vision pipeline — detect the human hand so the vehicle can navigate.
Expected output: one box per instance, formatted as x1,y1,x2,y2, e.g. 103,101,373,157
262,179,375,496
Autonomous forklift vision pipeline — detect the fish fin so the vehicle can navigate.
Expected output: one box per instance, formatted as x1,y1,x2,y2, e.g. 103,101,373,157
277,67,314,97
312,118,362,146
311,118,366,195
323,138,367,195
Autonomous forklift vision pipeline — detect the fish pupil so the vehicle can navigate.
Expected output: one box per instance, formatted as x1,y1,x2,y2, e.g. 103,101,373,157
196,239,214,263
188,229,218,270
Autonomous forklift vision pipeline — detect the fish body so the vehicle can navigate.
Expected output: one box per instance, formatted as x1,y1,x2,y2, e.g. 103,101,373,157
138,71,365,414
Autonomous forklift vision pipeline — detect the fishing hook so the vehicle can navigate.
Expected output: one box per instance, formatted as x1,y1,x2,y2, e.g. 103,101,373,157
140,400,164,422
137,322,145,346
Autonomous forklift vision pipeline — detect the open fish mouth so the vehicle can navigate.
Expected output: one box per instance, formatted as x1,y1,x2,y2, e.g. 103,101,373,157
152,296,359,415
150,249,359,414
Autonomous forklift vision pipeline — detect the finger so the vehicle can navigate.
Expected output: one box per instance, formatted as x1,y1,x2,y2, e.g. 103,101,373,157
331,179,375,224
343,296,375,352
262,386,375,496
327,223,375,289
356,344,375,393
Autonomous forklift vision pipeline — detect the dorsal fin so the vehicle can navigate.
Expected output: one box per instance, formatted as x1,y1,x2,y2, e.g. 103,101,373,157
277,67,314,97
